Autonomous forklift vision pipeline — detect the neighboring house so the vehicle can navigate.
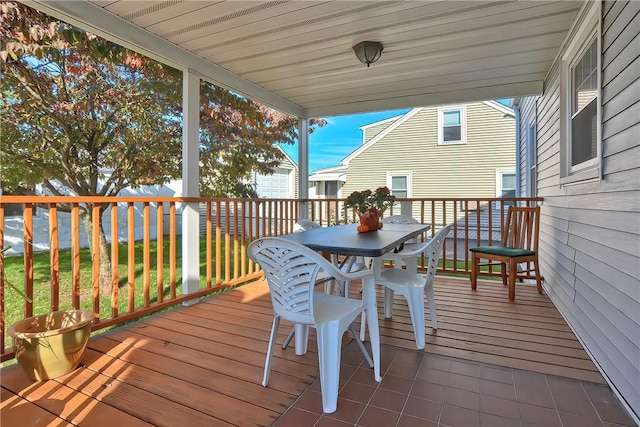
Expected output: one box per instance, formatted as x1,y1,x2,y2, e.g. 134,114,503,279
307,165,346,199
310,100,516,216
3,146,297,254
253,146,299,199
514,1,639,419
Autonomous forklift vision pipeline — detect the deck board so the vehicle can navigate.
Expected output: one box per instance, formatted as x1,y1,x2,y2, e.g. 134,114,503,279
1,275,606,426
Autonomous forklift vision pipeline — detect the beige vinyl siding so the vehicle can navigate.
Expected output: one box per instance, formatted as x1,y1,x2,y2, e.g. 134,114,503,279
517,1,639,418
363,121,396,143
286,157,299,199
277,152,298,198
343,102,515,201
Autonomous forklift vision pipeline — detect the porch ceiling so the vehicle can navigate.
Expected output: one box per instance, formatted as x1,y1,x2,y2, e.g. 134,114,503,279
30,1,583,118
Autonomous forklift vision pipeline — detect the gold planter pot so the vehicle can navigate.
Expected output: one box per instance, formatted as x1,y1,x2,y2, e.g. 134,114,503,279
7,310,93,381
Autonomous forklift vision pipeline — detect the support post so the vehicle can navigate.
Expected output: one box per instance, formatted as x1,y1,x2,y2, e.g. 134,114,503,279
181,69,200,305
298,118,309,220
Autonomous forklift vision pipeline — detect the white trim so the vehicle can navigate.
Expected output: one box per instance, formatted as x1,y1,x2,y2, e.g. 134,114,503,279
559,1,601,184
343,108,423,164
437,105,467,145
525,122,537,198
359,115,403,131
308,173,346,183
310,165,347,175
181,70,200,301
482,100,515,117
297,119,309,203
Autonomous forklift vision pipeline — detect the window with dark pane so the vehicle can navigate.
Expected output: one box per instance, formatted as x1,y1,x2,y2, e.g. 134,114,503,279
571,39,597,166
390,176,407,198
443,110,461,142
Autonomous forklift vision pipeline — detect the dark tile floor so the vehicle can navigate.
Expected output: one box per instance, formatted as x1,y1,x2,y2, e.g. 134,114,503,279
274,342,637,427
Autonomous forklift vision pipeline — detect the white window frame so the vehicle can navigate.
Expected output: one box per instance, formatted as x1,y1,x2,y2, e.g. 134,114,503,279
386,172,412,198
495,169,516,199
437,105,467,145
526,122,537,197
560,1,601,184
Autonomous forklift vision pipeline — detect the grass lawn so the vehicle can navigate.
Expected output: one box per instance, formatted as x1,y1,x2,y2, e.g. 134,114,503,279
2,238,241,355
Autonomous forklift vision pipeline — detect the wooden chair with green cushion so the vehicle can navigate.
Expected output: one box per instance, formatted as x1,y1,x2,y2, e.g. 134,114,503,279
470,205,543,300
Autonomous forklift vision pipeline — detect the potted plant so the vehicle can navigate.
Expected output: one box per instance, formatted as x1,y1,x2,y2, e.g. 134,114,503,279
2,247,93,381
344,186,396,232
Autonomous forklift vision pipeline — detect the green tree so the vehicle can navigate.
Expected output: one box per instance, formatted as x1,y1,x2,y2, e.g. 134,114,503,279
0,2,325,294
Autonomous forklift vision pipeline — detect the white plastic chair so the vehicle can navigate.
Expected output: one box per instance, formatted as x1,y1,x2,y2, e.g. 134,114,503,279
247,237,379,414
381,215,425,270
377,224,453,349
293,219,366,292
293,218,322,232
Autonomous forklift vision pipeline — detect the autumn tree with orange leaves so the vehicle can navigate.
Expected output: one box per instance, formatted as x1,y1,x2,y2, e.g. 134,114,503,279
0,2,324,295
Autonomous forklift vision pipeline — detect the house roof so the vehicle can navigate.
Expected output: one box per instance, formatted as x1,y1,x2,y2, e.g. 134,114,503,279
308,172,347,183
276,145,298,171
359,115,404,131
308,165,347,182
30,1,584,118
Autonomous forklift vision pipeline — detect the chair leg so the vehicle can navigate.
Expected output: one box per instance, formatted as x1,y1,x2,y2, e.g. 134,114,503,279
359,312,367,342
294,324,309,355
406,287,426,349
534,258,543,294
501,262,508,286
281,327,295,350
425,282,437,330
508,259,517,300
384,287,394,318
316,323,342,413
471,253,478,290
348,324,373,368
263,316,280,387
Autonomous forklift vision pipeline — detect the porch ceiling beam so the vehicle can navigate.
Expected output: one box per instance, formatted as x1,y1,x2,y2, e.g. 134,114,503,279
304,81,544,118
26,0,306,118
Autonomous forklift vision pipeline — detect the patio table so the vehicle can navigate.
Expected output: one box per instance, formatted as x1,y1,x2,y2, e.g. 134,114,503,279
280,222,430,383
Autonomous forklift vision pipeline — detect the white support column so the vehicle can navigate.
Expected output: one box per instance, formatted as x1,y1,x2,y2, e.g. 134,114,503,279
298,118,309,220
181,69,200,305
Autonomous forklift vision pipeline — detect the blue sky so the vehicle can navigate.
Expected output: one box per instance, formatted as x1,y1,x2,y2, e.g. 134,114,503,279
279,109,410,173
279,99,511,173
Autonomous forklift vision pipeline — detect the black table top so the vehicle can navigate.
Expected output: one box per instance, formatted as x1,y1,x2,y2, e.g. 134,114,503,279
280,223,430,257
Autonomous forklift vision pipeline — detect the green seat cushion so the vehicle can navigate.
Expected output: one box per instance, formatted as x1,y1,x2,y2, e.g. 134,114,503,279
470,246,535,257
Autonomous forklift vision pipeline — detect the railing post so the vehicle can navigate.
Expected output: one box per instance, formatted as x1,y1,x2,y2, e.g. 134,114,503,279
181,69,200,305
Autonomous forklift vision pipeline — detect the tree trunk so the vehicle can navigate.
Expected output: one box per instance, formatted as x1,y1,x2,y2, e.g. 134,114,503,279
81,211,113,296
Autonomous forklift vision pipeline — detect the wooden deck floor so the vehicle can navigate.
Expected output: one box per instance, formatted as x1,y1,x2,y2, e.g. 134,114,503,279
1,276,606,426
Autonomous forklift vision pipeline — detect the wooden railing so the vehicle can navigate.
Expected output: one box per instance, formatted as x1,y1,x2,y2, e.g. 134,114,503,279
0,195,541,360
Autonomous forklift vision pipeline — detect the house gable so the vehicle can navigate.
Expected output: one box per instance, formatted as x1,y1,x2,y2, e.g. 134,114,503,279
341,101,516,202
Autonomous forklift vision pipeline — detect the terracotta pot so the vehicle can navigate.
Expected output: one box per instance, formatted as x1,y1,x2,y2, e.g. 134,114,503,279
7,310,93,381
357,209,382,232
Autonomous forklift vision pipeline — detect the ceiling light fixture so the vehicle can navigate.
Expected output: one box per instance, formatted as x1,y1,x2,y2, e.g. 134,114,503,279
352,41,384,67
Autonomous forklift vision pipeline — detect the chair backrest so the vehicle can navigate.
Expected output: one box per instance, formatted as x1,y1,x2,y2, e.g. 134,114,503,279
247,237,349,325
422,224,453,283
382,215,420,245
381,215,419,224
502,206,540,252
293,219,322,233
